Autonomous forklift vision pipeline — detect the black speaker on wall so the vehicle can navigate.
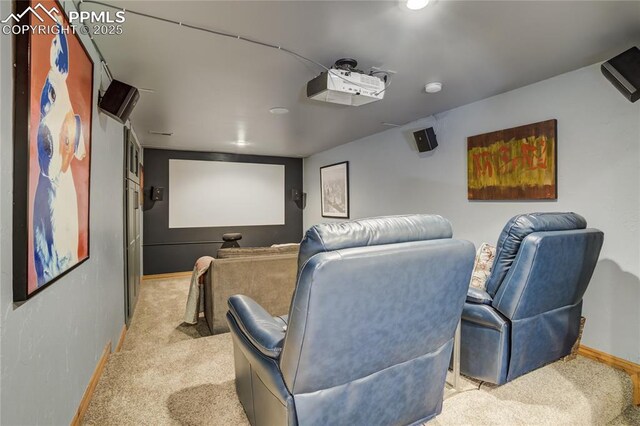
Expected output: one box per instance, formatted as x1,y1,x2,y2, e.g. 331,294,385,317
601,46,640,103
99,79,140,123
150,186,164,201
290,188,307,209
413,127,438,152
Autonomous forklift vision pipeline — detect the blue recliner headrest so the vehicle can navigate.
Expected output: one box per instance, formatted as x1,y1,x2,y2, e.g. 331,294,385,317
485,212,587,296
298,214,453,269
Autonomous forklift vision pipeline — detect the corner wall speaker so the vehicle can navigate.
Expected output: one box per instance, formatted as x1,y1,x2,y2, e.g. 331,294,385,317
151,186,164,201
413,127,438,152
601,46,640,103
291,188,307,209
99,79,140,123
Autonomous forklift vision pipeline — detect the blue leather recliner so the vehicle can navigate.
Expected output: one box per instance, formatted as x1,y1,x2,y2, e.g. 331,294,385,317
460,212,604,385
226,215,475,426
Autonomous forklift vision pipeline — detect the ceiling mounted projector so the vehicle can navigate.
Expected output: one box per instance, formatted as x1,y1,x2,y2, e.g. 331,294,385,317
307,58,386,106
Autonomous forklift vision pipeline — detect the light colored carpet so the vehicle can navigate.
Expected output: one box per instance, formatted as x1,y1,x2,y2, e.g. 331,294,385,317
121,277,211,353
437,358,633,425
609,406,640,425
83,334,247,425
84,276,636,425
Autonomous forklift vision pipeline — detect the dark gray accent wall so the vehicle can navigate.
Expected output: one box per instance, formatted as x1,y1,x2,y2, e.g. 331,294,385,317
143,148,303,274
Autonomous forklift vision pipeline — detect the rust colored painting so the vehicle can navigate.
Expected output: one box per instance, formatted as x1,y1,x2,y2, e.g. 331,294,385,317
467,120,557,200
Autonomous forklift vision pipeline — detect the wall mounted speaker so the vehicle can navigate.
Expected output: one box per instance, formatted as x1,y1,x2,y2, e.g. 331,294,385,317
413,127,438,152
99,79,140,123
601,46,640,103
290,189,303,201
151,186,164,201
291,188,307,209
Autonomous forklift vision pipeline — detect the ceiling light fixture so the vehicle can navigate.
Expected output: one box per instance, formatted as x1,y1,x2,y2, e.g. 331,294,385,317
425,82,442,93
406,0,429,11
235,140,248,146
149,130,173,136
269,107,289,114
138,88,156,93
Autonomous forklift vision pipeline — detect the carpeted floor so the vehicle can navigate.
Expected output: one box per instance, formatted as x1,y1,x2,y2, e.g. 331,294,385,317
83,334,247,425
436,358,633,425
120,275,211,353
83,276,638,425
610,406,640,425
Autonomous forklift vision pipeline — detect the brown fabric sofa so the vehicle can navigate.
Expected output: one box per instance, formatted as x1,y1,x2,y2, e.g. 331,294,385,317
203,246,298,334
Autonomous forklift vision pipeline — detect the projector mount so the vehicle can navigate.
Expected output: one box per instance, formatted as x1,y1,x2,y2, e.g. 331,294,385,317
332,58,393,86
333,58,363,74
306,57,388,106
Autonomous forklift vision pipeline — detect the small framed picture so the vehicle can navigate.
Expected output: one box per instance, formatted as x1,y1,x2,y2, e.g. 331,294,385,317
320,161,349,219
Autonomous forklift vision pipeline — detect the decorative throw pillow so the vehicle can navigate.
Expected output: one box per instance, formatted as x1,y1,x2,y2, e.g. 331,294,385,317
469,243,496,291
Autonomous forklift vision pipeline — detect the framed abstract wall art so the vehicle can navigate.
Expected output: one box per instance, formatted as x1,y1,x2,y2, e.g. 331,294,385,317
320,161,349,218
467,119,557,200
13,0,94,301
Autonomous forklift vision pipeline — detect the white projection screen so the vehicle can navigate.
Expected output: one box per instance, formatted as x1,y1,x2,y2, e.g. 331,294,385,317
169,159,285,228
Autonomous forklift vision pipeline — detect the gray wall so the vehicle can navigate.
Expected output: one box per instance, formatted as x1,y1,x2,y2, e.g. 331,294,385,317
304,62,640,364
0,1,126,424
143,148,303,275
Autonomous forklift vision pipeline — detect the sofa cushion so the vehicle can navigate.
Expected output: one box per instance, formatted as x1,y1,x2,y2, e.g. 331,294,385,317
484,212,587,296
271,243,300,249
217,245,299,259
297,214,452,269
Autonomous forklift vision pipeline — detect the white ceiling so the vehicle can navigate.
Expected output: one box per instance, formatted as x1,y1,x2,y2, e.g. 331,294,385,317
88,1,640,157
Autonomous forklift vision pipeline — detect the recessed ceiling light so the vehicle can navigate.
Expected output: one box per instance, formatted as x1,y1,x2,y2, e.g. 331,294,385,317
406,0,429,10
425,82,442,93
269,107,289,114
235,140,248,146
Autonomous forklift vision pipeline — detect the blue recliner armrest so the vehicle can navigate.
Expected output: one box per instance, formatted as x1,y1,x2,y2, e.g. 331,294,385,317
227,295,286,359
467,287,493,305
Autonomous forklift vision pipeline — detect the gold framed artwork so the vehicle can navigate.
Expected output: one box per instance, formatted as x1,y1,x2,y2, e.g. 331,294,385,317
467,119,557,200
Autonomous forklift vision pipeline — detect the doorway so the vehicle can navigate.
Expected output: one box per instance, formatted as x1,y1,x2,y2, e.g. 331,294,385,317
124,127,142,326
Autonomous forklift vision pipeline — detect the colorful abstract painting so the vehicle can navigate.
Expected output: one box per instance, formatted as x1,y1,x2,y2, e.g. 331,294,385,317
13,0,93,301
467,120,557,200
